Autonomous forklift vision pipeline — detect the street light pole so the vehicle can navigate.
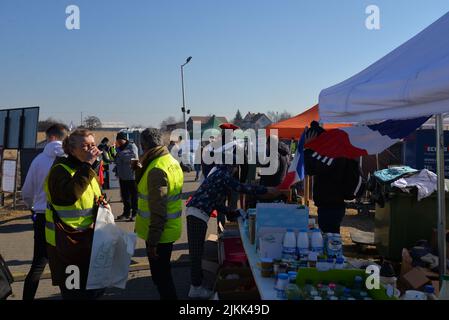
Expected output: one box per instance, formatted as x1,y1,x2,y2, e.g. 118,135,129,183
181,56,192,142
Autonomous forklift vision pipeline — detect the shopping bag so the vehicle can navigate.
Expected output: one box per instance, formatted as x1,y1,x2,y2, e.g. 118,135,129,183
86,205,137,290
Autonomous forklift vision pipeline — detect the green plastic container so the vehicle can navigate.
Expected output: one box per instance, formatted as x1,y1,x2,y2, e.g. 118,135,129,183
295,268,396,300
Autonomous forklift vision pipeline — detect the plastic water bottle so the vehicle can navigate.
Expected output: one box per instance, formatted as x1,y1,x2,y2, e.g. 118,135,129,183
327,258,335,270
354,276,364,290
351,276,364,298
335,257,345,269
282,229,297,260
296,229,309,259
424,285,438,300
286,272,301,301
342,288,353,300
310,228,324,255
275,273,289,299
439,275,449,300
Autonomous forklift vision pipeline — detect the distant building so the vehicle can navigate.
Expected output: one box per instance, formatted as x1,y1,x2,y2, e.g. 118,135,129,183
165,122,185,132
241,112,272,130
187,115,228,131
95,121,128,131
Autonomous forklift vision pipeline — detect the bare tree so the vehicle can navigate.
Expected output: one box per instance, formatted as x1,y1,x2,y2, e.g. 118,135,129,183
267,110,292,123
279,111,292,121
160,116,177,130
84,116,102,129
38,118,65,131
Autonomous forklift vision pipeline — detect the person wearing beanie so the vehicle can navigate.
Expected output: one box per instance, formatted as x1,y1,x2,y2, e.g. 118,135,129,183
114,131,139,221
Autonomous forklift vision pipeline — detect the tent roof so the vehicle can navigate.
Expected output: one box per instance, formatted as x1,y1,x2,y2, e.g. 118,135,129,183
319,11,449,124
266,104,350,140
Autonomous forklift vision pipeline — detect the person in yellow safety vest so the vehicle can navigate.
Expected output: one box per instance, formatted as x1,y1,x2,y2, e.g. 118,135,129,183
44,128,105,300
134,128,183,300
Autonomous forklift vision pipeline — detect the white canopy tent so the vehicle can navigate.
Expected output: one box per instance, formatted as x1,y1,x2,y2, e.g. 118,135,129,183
319,12,449,277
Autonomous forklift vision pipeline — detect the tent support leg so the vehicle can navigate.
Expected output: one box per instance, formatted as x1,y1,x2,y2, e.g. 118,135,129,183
436,114,447,277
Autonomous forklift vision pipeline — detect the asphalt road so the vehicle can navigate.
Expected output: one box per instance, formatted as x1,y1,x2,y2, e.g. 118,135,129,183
0,172,219,300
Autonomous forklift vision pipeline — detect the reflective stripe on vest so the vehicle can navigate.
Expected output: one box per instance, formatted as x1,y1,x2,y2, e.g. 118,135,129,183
137,209,182,220
47,204,94,218
44,162,101,246
138,193,182,202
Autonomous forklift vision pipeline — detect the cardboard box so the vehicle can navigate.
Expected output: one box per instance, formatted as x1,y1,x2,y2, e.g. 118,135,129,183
215,267,260,300
399,248,441,291
258,228,284,260
416,267,440,280
401,267,430,290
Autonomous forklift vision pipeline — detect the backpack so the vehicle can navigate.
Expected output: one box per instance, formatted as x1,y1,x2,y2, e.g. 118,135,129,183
0,254,14,300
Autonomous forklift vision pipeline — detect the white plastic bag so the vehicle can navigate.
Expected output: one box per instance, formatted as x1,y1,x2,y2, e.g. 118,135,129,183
86,205,137,290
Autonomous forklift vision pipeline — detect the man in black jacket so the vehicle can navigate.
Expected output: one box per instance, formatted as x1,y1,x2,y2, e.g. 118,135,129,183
259,135,290,187
304,121,362,234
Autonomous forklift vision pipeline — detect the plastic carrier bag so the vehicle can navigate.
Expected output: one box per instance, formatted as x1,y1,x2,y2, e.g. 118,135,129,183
86,206,137,290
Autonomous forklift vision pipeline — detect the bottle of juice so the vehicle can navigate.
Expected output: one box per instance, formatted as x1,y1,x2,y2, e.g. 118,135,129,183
334,283,346,297
303,283,318,300
351,276,364,298
341,288,353,300
286,283,302,300
328,283,336,297
318,283,329,298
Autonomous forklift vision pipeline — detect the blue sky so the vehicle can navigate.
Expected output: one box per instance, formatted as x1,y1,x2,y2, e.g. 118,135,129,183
1,0,449,127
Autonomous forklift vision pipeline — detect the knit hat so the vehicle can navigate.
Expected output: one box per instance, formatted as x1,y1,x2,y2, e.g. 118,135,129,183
116,131,128,141
308,121,325,136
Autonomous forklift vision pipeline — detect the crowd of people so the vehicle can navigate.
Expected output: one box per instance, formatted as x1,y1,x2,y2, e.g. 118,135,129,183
19,120,360,300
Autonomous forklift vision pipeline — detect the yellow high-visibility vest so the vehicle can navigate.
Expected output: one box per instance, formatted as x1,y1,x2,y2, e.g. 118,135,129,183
135,153,183,243
44,163,102,246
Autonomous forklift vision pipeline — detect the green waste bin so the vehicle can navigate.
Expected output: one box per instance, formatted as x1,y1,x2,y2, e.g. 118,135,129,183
375,189,449,261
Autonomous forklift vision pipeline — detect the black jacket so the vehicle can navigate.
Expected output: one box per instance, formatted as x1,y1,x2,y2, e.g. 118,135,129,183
259,141,290,187
304,149,360,209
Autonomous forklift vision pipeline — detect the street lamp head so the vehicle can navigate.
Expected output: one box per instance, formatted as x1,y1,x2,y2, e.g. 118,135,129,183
186,56,192,64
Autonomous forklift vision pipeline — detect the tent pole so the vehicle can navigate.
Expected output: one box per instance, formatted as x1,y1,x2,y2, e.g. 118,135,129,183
436,114,447,276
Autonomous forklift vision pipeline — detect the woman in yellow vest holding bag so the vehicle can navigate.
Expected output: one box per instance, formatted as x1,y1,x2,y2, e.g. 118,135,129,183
44,129,105,300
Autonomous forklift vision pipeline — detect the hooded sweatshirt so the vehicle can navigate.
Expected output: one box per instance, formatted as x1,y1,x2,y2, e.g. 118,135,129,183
22,141,66,213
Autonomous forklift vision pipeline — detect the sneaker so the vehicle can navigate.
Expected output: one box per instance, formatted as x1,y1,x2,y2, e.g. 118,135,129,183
188,285,213,299
115,214,129,221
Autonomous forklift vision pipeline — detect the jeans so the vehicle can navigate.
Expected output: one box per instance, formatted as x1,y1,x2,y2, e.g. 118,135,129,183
317,207,346,234
146,242,177,300
23,212,48,300
119,179,138,217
